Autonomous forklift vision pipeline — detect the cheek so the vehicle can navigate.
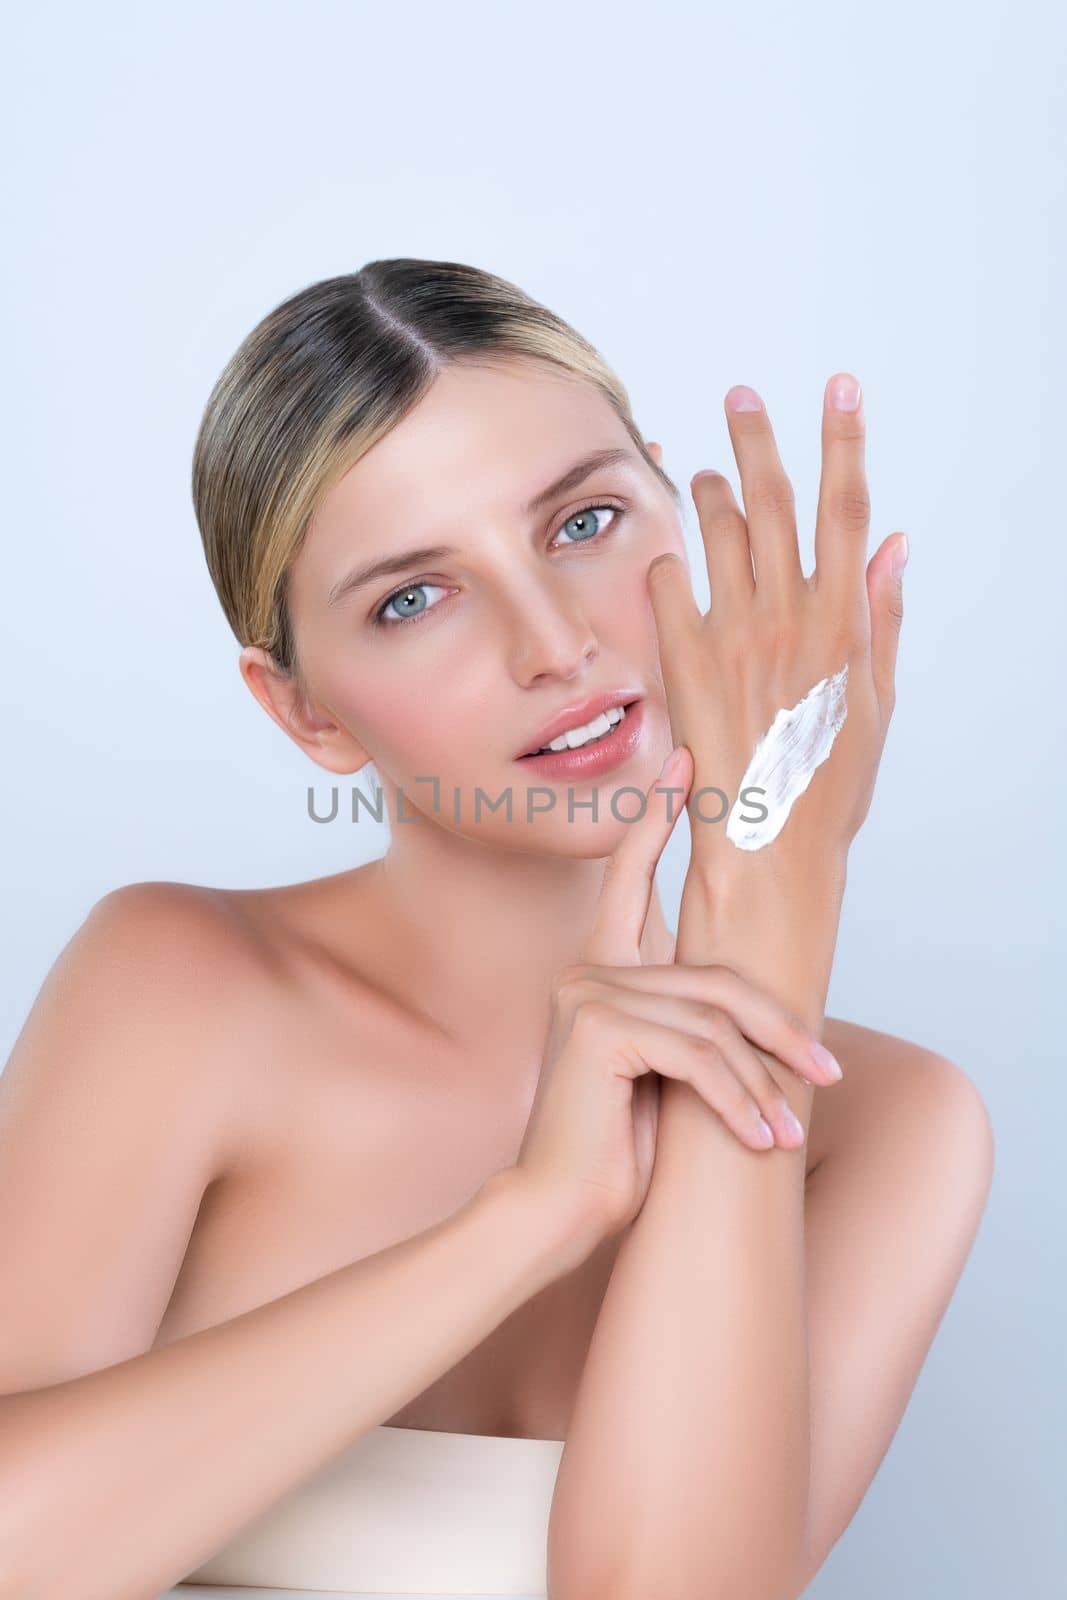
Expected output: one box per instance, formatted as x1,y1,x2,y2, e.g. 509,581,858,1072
333,669,470,777
611,525,690,633
626,514,691,591
610,526,691,670
659,520,691,572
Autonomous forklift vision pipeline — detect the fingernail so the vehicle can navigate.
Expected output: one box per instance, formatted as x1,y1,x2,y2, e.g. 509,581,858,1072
658,747,683,779
829,374,862,411
727,385,763,413
810,1040,843,1080
890,534,909,578
755,1115,775,1147
782,1108,806,1142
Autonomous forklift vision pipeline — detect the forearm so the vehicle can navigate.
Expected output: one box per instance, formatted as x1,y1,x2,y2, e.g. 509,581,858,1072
676,844,849,1036
548,854,847,1600
0,1169,574,1600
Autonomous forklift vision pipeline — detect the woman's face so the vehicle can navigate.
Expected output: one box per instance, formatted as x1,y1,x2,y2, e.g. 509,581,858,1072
263,355,691,856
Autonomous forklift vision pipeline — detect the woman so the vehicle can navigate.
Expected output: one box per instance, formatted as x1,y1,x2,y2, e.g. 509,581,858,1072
0,259,994,1599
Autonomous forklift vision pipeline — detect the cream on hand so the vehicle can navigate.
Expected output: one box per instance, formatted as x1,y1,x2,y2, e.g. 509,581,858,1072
726,663,849,851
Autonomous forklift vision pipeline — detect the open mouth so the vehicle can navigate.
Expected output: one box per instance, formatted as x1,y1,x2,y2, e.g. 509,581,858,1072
517,698,642,759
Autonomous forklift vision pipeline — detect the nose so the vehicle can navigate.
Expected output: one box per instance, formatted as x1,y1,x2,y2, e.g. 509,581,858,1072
503,572,599,686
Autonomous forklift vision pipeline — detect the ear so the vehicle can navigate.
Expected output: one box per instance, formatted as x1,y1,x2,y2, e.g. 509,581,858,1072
647,440,664,468
238,647,374,775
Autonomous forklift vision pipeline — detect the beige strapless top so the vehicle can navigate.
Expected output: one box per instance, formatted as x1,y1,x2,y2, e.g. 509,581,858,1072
172,1422,566,1598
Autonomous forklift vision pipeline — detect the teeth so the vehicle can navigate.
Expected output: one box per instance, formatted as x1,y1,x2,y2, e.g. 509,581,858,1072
535,703,627,755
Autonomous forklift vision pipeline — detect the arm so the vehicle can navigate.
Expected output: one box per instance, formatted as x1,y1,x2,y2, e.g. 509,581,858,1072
2,1170,564,1600
547,860,842,1600
548,375,903,1599
0,887,579,1600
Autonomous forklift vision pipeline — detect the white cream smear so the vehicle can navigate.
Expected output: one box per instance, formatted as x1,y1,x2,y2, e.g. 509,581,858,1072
726,662,849,851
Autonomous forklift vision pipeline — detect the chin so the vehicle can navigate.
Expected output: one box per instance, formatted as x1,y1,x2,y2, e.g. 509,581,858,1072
510,813,650,861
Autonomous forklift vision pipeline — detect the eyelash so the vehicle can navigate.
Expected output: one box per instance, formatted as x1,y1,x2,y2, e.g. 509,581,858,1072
369,500,628,631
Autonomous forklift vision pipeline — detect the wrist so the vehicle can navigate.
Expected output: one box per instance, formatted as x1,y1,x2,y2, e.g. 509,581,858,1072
686,837,849,914
479,1166,599,1291
675,850,848,1036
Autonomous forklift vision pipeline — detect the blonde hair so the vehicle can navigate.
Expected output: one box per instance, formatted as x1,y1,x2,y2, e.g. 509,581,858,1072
191,258,680,690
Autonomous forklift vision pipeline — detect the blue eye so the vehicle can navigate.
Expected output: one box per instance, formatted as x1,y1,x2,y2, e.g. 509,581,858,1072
551,502,620,546
373,581,449,628
371,501,624,630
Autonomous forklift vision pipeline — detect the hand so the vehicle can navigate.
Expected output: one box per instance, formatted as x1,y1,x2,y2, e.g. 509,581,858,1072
645,373,906,879
510,745,843,1261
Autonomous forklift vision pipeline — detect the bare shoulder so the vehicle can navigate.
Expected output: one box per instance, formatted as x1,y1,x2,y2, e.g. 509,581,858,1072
86,868,395,1110
822,1014,989,1103
816,1013,995,1165
77,878,282,1018
83,877,256,952
0,881,301,1389
6,880,289,1173
91,872,305,1019
14,877,273,1032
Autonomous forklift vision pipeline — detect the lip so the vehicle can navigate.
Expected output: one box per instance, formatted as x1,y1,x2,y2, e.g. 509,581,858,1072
514,689,646,761
514,697,646,780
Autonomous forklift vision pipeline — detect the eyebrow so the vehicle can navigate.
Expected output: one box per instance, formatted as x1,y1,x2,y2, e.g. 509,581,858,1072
326,446,638,608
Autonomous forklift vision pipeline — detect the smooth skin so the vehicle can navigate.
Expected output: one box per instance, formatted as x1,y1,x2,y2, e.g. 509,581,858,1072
542,377,994,1597
0,361,993,1599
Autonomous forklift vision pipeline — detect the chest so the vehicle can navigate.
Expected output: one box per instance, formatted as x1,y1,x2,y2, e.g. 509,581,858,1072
152,986,623,1440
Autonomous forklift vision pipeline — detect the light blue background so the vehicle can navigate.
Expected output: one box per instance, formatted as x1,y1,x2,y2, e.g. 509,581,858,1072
2,2,1062,1595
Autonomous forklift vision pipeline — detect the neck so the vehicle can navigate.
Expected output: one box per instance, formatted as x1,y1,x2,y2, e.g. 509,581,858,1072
363,783,674,1046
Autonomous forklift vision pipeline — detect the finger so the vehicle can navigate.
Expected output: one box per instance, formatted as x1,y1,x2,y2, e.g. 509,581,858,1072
689,469,755,614
645,553,704,746
631,1070,661,1182
581,745,693,968
646,553,703,716
723,386,806,608
866,532,907,718
573,981,808,1147
674,1005,807,1148
588,1003,781,1151
575,960,842,1086
813,372,870,622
